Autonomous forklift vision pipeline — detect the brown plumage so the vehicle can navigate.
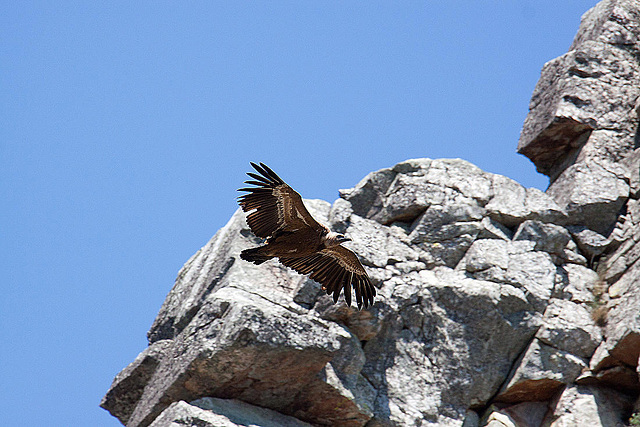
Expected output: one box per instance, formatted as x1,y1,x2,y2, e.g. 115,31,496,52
237,162,376,309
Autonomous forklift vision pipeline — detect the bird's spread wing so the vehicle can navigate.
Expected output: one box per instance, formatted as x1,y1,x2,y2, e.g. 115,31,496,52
238,162,324,238
280,245,375,309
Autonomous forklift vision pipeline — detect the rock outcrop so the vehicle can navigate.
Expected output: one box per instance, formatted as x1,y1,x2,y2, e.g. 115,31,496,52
102,1,640,425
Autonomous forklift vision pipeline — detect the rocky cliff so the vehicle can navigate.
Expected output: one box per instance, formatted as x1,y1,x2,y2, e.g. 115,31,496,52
101,1,640,426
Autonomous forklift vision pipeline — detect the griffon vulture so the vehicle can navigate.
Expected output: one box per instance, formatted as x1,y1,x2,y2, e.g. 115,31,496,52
237,162,376,309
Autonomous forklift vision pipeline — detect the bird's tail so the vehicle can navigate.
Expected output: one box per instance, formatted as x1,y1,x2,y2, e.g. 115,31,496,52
240,247,273,265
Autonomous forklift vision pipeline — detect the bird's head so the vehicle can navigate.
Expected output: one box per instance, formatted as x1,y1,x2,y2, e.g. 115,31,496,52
325,232,351,247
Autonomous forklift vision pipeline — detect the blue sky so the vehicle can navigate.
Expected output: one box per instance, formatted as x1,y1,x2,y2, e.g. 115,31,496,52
2,2,597,426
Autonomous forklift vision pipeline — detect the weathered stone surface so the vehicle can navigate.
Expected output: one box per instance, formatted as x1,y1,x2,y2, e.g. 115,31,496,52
536,299,602,359
562,238,588,266
608,255,640,298
545,160,629,234
510,7,640,425
571,0,640,53
518,43,639,178
601,199,640,283
625,147,640,198
587,266,640,381
109,178,559,427
147,199,332,345
461,239,510,273
505,251,555,311
518,0,640,237
484,402,548,427
555,263,599,304
462,410,480,427
541,385,635,427
101,340,172,425
361,269,540,425
149,398,313,427
102,183,550,427
102,2,640,425
513,220,572,257
341,158,565,230
147,210,244,344
461,239,556,312
485,177,567,227
126,286,373,427
496,339,587,403
591,364,640,393
485,410,517,427
567,225,610,259
478,216,512,240
597,325,640,369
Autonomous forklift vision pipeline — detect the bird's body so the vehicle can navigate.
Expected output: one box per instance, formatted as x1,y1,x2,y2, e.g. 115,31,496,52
237,162,375,309
242,228,324,259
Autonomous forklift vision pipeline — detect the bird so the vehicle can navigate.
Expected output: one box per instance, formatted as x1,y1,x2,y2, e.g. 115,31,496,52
237,162,376,309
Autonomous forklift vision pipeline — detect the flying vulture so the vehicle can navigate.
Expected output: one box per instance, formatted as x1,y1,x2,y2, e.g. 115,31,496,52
237,162,376,309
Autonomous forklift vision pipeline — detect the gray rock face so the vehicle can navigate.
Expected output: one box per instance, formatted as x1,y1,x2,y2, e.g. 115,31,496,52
493,301,600,404
484,402,549,427
149,398,313,427
102,1,640,426
518,0,640,235
536,299,602,359
542,385,634,427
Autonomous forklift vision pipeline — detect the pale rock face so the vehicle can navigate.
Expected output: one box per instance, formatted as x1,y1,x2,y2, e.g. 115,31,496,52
102,1,640,426
149,399,314,427
536,299,603,359
542,385,635,427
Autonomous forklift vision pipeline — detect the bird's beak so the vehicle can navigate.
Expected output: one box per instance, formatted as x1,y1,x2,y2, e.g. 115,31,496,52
340,237,352,243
